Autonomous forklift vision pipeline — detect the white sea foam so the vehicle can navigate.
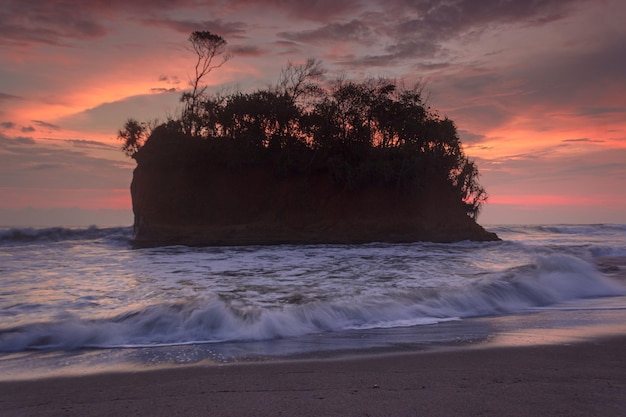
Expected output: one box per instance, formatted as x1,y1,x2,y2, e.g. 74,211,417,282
1,252,623,352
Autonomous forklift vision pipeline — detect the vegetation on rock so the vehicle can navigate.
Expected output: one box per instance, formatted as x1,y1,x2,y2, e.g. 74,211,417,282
119,31,488,220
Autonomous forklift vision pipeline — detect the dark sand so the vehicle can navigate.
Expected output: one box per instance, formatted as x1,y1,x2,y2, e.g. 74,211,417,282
2,336,626,417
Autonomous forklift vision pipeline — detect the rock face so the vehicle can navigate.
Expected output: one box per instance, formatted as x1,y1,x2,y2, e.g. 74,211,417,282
131,164,499,247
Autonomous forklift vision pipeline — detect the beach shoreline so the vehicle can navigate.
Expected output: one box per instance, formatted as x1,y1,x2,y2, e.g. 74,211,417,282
2,333,626,417
3,297,626,384
2,236,625,416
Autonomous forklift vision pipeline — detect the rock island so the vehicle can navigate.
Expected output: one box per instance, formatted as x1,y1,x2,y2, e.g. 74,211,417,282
119,34,498,247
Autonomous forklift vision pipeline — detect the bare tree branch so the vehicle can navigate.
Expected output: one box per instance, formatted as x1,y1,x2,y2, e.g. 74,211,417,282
182,31,231,136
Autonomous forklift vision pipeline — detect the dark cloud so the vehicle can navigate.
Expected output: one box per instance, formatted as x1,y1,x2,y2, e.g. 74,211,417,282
65,139,117,149
489,36,626,123
158,75,181,85
0,0,221,46
458,130,487,144
15,136,36,145
343,0,587,65
0,92,22,101
0,0,588,66
21,126,36,133
0,23,106,46
0,132,36,147
279,19,373,44
4,0,361,47
221,0,363,21
338,39,442,67
271,40,303,56
446,70,503,97
1,121,16,129
0,1,108,45
390,0,584,36
327,0,587,67
31,120,61,130
425,66,520,131
229,44,265,57
578,107,626,117
417,62,451,71
562,138,604,143
150,87,178,93
386,40,441,59
423,27,626,134
451,104,515,131
339,53,401,68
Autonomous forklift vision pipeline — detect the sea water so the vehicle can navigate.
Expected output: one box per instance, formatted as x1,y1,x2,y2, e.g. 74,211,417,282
1,224,625,380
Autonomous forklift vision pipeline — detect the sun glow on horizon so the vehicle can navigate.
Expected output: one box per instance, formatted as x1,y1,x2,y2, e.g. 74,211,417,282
489,194,626,207
0,187,131,210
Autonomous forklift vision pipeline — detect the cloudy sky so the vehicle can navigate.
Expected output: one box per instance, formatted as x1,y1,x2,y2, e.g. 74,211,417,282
1,0,625,226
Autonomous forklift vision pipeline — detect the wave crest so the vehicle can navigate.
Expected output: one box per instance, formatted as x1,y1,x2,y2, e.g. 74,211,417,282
1,254,622,352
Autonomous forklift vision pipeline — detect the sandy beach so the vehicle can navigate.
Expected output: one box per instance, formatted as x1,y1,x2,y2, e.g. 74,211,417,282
2,335,626,417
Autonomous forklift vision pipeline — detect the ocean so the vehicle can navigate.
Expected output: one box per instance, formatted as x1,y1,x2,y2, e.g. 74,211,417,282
1,224,625,380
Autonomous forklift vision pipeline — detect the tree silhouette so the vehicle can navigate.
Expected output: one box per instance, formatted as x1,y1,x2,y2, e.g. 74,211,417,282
117,118,147,159
181,31,231,136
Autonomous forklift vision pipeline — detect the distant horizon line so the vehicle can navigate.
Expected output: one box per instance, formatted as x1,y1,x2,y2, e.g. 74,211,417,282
2,222,625,230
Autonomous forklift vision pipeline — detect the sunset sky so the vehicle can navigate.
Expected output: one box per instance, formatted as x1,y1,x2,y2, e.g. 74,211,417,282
1,0,625,227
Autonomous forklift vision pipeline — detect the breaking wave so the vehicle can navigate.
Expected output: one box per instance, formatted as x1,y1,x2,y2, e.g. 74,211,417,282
1,254,623,352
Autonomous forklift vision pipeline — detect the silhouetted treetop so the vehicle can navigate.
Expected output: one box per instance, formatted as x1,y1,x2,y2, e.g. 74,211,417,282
182,31,231,136
118,118,147,159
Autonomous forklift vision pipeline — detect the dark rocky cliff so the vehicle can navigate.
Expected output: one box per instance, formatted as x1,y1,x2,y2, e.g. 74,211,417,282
131,162,499,247
122,72,501,247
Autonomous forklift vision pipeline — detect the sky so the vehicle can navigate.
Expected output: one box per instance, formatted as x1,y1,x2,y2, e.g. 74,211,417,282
1,0,625,227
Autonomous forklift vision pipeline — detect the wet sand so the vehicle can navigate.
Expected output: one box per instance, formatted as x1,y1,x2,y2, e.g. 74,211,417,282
2,336,626,417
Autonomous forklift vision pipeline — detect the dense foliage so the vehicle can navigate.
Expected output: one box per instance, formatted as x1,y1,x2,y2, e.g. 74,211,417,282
119,35,487,219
